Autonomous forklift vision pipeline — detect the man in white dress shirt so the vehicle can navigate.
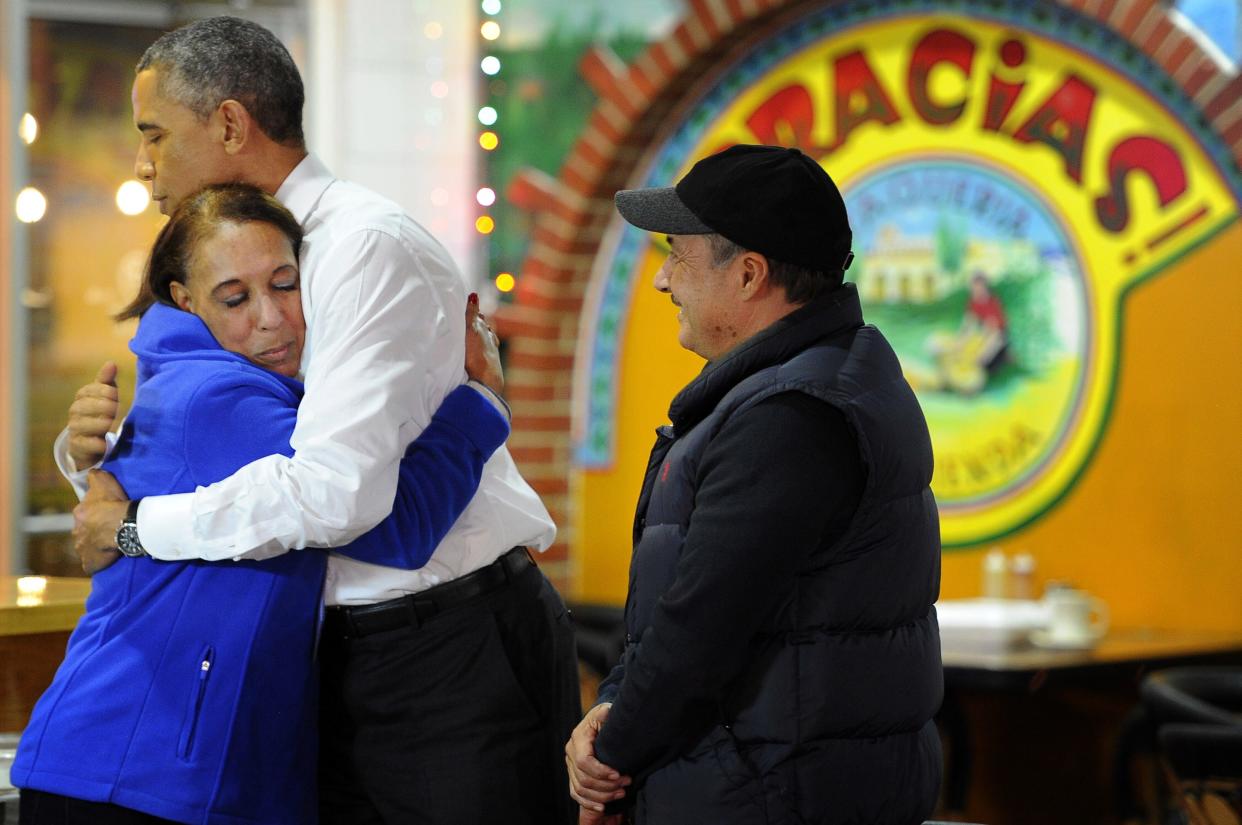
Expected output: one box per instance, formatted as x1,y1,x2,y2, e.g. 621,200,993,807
63,16,578,825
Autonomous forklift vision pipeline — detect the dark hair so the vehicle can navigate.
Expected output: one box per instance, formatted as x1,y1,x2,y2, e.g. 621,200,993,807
117,183,303,321
705,233,840,304
137,16,305,147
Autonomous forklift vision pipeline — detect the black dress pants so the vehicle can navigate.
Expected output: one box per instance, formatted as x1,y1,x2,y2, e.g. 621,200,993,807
318,562,580,825
19,790,178,825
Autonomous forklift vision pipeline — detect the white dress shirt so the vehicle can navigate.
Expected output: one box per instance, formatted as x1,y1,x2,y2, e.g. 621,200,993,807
57,154,555,605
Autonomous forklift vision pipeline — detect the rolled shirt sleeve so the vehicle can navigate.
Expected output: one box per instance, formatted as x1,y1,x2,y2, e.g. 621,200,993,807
53,427,120,501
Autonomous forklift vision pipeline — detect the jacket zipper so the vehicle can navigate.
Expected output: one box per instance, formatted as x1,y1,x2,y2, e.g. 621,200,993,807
178,645,214,760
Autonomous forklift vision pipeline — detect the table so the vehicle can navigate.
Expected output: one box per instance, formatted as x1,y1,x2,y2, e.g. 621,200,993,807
943,627,1242,683
937,626,1242,824
0,576,91,638
0,576,91,733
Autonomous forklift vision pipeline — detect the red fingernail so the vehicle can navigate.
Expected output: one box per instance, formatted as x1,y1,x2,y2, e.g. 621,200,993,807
468,292,479,305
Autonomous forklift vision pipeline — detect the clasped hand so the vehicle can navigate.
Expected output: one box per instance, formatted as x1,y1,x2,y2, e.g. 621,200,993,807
566,703,631,824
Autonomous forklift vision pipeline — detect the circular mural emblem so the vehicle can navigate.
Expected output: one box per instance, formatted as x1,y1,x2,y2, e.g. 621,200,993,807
844,159,1091,510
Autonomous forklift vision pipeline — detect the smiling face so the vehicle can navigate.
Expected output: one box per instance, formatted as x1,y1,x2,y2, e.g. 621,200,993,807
132,68,233,215
169,220,305,376
652,234,742,361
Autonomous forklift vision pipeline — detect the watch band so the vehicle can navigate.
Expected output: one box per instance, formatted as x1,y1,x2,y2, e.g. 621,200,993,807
116,498,147,558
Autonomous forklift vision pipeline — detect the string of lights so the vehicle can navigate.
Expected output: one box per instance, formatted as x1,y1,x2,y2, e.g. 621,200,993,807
476,0,515,295
14,112,151,222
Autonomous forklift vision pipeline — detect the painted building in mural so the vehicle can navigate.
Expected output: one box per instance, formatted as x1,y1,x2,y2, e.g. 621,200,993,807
499,0,1242,631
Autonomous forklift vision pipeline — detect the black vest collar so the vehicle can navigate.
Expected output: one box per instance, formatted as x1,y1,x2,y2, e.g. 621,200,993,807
668,284,864,429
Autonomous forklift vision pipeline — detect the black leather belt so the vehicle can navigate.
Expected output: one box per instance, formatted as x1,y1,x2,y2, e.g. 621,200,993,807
323,546,534,638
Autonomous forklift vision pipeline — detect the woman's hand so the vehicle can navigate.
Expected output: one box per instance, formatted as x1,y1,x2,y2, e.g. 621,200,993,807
67,362,120,470
464,293,503,395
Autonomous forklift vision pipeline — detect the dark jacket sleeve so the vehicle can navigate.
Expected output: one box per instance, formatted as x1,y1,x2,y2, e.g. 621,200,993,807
593,391,863,779
184,378,507,567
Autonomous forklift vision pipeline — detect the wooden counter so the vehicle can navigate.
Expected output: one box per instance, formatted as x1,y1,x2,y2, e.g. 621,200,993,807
0,576,91,637
0,575,91,733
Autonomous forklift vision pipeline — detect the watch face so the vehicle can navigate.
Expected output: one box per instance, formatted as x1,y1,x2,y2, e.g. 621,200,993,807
117,523,144,557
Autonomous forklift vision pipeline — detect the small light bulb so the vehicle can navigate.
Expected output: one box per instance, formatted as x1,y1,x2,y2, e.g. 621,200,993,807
480,21,500,41
116,180,151,216
476,215,495,234
16,576,47,595
479,131,500,151
478,106,498,126
481,56,501,76
495,272,515,292
481,0,502,15
19,113,38,144
16,187,47,223
476,187,496,207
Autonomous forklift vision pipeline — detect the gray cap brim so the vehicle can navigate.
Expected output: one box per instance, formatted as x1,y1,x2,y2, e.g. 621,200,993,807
615,186,714,235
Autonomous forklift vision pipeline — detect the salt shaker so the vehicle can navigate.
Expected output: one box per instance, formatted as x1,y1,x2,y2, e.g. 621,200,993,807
1009,552,1036,600
982,548,1007,599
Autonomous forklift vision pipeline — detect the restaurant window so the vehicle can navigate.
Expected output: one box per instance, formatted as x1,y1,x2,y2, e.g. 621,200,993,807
15,2,305,576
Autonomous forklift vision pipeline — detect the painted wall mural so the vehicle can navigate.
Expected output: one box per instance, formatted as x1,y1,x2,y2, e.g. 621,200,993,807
573,0,1240,550
497,0,1242,629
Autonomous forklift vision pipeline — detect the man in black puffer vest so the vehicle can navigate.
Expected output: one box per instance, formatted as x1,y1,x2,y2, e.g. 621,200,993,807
566,145,943,825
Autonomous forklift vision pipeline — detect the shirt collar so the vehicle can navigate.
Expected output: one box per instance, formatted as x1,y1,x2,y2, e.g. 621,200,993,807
275,152,335,224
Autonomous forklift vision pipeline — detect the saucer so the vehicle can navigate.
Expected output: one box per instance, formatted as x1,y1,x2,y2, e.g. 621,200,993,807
1029,629,1103,650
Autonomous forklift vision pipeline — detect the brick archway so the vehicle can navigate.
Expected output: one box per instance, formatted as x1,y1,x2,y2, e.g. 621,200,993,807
496,0,1242,591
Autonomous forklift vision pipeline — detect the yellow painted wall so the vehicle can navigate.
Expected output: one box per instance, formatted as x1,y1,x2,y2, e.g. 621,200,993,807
574,216,1242,634
573,252,700,604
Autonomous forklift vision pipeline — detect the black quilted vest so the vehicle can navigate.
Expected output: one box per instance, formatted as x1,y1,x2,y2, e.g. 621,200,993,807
623,286,943,825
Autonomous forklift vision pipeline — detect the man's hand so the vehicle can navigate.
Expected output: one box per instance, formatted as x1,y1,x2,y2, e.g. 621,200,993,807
578,809,624,825
566,702,631,814
464,293,503,395
72,470,128,575
67,362,121,470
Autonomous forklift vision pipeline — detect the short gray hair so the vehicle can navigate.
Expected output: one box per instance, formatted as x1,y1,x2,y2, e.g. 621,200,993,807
704,233,839,304
138,16,305,148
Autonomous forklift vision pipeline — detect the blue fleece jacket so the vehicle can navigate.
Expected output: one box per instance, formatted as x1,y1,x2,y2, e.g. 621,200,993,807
12,302,508,824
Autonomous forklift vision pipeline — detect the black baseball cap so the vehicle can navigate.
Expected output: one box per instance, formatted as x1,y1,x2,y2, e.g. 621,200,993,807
614,144,853,274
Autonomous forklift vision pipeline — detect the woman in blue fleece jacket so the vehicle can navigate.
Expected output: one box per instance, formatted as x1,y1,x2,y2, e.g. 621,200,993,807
13,184,509,825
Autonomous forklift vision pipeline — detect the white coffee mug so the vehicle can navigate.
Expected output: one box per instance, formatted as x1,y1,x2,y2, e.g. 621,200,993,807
1044,588,1109,643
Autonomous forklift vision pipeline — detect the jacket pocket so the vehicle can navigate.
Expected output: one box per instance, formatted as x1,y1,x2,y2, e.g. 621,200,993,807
177,644,215,761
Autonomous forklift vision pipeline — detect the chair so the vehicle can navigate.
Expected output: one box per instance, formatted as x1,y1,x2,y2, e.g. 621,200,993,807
1140,668,1242,825
569,602,626,679
1143,668,1242,727
1158,724,1242,825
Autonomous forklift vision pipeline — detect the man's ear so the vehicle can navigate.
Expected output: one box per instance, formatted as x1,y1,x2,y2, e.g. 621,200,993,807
217,99,251,156
169,281,194,313
737,251,771,299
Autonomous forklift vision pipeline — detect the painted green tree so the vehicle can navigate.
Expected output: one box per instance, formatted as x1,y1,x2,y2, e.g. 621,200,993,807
486,16,652,296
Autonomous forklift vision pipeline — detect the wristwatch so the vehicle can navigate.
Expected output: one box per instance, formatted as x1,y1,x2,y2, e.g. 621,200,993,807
115,499,147,558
